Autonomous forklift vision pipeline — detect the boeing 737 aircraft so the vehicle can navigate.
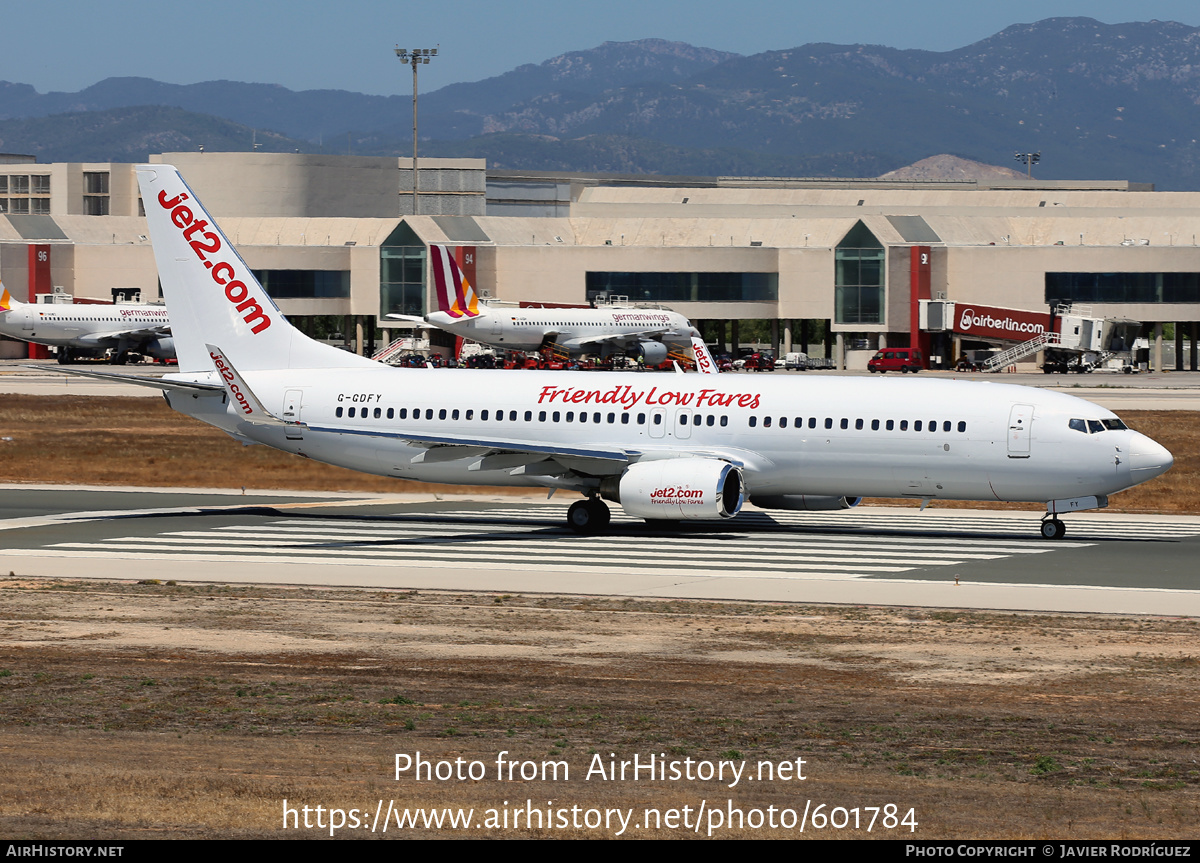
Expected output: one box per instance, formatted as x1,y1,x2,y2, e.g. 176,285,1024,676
388,248,699,365
0,286,173,363
51,165,1174,540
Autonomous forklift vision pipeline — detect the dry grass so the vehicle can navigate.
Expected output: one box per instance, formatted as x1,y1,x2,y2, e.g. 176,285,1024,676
0,395,516,495
0,397,1195,513
0,582,1198,839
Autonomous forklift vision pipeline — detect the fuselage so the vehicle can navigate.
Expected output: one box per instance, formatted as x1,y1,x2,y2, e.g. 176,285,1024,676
164,368,1172,505
426,305,699,354
0,301,172,352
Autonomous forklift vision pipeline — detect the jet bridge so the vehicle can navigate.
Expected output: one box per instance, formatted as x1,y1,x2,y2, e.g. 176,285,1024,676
920,300,1139,373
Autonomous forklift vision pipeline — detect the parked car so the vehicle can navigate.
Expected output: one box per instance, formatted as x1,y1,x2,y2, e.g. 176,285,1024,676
867,348,923,374
745,351,776,372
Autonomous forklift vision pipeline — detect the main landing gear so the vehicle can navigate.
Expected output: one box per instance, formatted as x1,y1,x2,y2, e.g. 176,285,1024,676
1040,517,1067,540
567,497,611,534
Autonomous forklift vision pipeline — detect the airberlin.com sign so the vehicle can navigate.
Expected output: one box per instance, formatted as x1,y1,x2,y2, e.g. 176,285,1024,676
953,304,1054,341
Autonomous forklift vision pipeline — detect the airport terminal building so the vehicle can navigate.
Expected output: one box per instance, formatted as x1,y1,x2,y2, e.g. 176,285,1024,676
1,151,1198,369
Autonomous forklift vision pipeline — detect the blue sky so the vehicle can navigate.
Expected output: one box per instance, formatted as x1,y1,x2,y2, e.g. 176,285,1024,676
7,0,1200,96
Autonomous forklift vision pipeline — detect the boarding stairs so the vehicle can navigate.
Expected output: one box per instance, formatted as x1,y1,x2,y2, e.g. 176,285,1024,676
372,337,410,365
668,348,696,369
984,331,1061,372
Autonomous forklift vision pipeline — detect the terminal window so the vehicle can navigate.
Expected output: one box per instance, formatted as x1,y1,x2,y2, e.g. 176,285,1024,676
835,222,884,325
84,172,109,194
1047,272,1200,305
253,270,351,299
380,223,426,317
585,272,777,304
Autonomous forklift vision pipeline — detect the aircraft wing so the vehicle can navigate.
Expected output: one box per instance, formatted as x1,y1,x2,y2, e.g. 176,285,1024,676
74,325,171,346
31,365,223,395
558,328,671,350
308,424,634,467
384,314,434,328
105,325,170,338
311,430,752,486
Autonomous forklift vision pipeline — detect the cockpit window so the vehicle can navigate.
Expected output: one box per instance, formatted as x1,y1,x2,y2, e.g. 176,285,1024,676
1071,418,1117,434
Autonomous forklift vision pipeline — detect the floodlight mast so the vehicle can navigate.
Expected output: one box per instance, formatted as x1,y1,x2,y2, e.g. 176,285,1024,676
1014,151,1041,179
395,45,439,216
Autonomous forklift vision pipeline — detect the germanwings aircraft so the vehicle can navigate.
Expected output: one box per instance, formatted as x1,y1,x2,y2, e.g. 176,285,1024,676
55,164,1173,540
0,286,173,363
387,248,700,365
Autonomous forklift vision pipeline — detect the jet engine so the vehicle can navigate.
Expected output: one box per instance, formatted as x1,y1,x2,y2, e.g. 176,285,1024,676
602,458,744,520
635,341,668,366
750,494,861,511
141,336,176,360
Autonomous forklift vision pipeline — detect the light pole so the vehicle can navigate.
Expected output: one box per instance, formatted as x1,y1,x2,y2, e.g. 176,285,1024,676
395,45,438,215
1014,151,1040,179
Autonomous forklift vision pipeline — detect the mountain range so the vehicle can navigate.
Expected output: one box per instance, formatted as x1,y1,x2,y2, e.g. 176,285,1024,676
2,19,1200,187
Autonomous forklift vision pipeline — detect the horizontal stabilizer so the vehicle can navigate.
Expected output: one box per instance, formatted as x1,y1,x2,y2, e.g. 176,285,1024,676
24,365,223,395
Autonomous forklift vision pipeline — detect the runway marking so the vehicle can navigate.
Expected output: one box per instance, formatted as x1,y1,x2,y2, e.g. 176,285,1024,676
9,505,1200,582
431,506,1200,541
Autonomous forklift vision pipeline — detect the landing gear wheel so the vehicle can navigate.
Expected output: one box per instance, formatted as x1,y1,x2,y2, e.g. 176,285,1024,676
567,498,610,534
1040,518,1066,540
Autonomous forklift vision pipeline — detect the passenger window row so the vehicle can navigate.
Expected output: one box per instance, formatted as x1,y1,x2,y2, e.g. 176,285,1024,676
333,405,732,428
330,405,970,435
748,416,968,433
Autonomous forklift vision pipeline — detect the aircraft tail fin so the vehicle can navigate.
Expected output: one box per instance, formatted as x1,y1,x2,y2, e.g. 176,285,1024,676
691,337,719,374
134,164,379,374
429,245,481,318
0,284,18,312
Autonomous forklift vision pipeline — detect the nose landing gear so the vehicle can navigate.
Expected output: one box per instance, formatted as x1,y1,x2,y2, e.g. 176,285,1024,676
1040,517,1066,540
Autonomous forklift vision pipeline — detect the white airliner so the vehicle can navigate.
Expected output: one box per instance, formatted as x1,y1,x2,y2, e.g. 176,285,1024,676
388,248,700,365
0,286,173,364
52,164,1173,540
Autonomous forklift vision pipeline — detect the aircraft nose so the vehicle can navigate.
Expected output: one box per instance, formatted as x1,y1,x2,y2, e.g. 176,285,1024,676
1128,433,1173,482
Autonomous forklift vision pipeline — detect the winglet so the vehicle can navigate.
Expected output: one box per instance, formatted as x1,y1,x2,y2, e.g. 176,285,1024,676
206,343,282,424
691,337,719,374
0,284,15,312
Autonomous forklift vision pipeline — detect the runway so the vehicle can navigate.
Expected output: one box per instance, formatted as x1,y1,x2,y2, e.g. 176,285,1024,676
3,486,1198,616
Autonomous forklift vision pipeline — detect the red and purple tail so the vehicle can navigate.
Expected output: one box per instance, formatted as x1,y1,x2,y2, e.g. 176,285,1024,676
429,246,480,319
